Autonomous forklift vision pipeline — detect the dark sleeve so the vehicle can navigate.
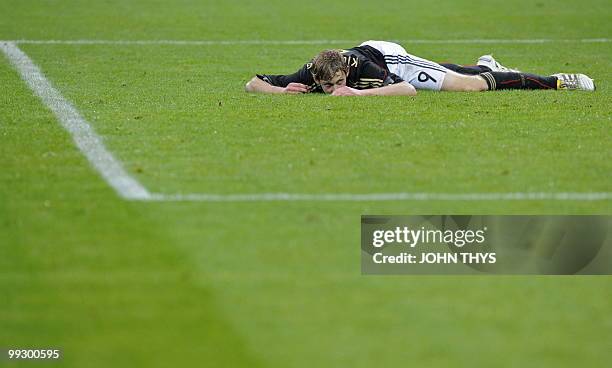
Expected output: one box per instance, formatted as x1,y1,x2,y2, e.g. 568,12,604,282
257,63,315,87
357,61,404,88
386,72,404,84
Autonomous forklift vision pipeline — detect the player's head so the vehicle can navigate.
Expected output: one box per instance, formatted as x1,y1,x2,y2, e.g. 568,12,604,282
311,50,348,94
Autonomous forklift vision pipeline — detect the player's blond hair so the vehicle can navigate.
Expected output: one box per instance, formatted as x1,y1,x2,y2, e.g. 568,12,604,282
311,50,347,81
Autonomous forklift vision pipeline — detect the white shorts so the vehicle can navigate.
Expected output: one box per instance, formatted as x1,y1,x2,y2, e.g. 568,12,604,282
360,40,449,91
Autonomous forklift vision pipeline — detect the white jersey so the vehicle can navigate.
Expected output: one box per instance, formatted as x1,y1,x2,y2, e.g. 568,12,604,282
360,40,450,91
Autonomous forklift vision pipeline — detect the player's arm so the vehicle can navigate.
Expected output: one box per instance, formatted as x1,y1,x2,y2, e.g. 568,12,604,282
245,77,309,94
333,61,416,96
333,81,416,96
245,64,314,94
361,81,417,96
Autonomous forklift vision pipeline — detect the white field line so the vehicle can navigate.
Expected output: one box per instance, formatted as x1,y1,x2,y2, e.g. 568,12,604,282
0,42,151,200
3,38,610,46
150,192,612,202
2,41,610,202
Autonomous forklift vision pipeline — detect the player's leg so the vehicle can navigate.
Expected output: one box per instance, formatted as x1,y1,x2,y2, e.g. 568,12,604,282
441,69,595,91
440,55,517,75
439,63,489,75
440,70,559,91
441,55,594,91
466,55,557,90
440,71,488,91
478,71,558,90
440,56,555,91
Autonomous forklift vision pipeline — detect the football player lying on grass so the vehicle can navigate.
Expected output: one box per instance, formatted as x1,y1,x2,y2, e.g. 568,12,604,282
245,40,595,96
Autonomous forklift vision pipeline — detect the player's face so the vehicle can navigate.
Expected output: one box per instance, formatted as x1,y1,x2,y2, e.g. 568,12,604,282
317,70,347,94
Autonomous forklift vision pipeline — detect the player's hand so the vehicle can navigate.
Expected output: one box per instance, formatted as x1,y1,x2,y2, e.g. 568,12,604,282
331,86,362,96
283,83,310,94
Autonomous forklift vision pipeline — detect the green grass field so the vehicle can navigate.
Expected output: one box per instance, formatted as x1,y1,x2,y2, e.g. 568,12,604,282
1,0,611,367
